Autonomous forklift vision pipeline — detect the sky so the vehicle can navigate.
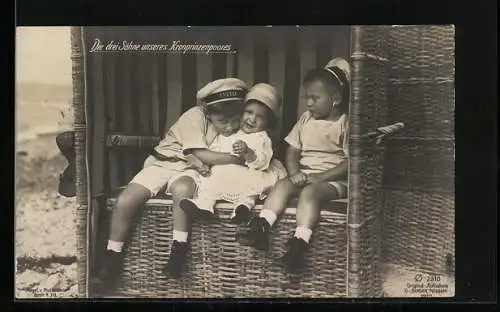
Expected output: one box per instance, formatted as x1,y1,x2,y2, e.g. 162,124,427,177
16,27,72,86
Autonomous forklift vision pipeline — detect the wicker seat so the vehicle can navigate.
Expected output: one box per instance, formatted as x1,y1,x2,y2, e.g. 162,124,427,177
95,195,349,298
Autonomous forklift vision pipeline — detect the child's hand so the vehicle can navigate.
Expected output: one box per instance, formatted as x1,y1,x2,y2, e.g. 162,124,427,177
231,154,245,165
232,140,249,156
306,173,324,184
186,155,211,176
290,172,307,186
186,154,205,170
198,164,211,177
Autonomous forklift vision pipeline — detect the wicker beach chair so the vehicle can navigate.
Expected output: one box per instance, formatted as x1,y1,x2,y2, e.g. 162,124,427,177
71,25,455,298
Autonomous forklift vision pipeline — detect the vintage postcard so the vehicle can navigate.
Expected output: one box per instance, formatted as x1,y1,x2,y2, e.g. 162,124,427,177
15,25,455,298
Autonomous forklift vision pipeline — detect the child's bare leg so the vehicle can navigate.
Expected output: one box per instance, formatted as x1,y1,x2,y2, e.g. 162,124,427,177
275,182,340,273
295,182,340,237
170,176,197,234
261,178,300,226
109,183,152,243
165,176,197,278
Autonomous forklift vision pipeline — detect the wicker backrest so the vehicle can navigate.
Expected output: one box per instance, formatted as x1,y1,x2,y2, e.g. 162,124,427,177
79,26,351,200
384,25,455,194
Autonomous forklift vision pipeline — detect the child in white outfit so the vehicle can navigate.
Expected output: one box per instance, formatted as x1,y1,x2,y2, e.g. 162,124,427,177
180,83,286,224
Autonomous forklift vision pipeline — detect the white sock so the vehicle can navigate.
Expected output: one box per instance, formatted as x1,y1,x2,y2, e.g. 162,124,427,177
259,209,277,227
173,230,189,243
294,227,312,243
107,240,124,253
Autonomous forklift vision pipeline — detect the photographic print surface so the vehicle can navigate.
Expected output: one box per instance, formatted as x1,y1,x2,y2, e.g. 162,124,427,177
15,25,455,298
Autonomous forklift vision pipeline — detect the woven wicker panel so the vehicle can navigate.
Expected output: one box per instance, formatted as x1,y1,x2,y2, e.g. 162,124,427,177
116,207,204,297
386,25,454,139
351,26,390,60
387,26,455,80
253,209,347,298
382,139,455,194
97,201,348,298
386,82,454,139
382,190,455,275
381,25,455,274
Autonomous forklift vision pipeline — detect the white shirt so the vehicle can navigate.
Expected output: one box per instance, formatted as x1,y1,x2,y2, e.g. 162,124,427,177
209,130,273,171
285,111,348,174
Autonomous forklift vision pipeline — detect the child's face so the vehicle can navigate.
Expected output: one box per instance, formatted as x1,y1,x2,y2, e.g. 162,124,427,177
304,80,335,119
208,113,240,137
240,101,269,134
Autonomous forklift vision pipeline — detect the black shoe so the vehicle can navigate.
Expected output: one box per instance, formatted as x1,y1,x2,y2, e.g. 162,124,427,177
273,237,309,274
230,204,251,224
91,250,125,286
163,240,189,278
236,217,270,251
58,174,76,197
179,198,214,221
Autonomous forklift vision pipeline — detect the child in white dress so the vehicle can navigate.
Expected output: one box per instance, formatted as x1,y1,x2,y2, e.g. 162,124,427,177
93,78,250,282
238,58,351,273
180,83,286,224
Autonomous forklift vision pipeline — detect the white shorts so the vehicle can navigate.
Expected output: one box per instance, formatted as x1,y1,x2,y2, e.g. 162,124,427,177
301,169,348,199
166,169,203,195
129,155,192,196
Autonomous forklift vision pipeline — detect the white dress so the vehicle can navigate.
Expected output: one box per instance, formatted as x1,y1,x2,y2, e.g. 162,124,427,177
197,130,286,204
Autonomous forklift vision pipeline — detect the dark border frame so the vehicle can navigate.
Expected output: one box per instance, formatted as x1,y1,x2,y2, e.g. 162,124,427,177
8,0,498,310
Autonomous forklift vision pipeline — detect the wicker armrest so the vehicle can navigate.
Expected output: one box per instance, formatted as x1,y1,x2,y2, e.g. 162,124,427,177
106,134,162,148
